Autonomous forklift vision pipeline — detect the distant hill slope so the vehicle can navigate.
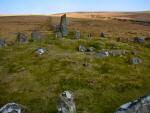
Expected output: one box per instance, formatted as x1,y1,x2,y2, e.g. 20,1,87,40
52,12,150,22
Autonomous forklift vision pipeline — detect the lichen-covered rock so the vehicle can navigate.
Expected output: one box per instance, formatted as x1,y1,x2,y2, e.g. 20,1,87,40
115,94,150,113
57,91,76,113
87,47,95,52
60,14,68,37
0,103,22,113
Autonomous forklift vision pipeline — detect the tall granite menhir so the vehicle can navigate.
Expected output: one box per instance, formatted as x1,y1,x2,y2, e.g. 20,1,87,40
60,14,68,37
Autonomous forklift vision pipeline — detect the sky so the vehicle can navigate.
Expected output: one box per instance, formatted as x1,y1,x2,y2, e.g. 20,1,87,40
0,0,149,14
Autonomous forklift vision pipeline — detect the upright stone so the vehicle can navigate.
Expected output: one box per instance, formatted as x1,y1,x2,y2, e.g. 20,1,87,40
57,91,76,113
60,14,68,37
16,33,28,43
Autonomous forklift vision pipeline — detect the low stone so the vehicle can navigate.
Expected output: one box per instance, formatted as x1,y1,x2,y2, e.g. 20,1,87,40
16,33,28,43
100,32,106,38
0,103,22,113
56,32,63,38
87,33,92,39
130,57,142,64
57,91,76,113
87,47,95,52
0,39,6,47
134,37,145,43
115,94,150,113
109,50,123,56
96,50,109,58
31,31,42,41
36,48,45,55
75,30,80,39
79,45,87,52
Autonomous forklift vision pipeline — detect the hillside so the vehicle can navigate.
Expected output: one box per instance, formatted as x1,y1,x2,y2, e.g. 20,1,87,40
0,13,150,113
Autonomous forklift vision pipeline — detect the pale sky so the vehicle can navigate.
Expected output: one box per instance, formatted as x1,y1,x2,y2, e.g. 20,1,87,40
0,0,149,14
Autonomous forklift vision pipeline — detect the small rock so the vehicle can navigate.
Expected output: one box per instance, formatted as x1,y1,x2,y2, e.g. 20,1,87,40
96,50,109,58
134,37,145,43
130,57,142,65
100,32,106,38
79,45,87,52
36,48,45,55
56,32,63,38
31,31,42,41
109,50,123,56
75,30,80,39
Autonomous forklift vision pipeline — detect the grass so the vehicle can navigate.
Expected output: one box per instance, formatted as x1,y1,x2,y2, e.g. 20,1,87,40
0,34,150,113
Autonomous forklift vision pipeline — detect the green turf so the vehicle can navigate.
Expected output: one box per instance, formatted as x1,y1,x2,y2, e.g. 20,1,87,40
0,35,150,113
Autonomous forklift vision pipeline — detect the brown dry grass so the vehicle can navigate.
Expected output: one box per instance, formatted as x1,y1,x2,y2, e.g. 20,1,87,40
0,12,150,42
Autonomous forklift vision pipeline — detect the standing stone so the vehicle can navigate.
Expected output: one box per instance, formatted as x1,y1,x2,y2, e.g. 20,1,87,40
57,91,76,113
75,30,80,39
0,103,22,113
31,31,42,41
60,14,68,37
0,39,6,47
130,57,142,64
16,33,28,43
